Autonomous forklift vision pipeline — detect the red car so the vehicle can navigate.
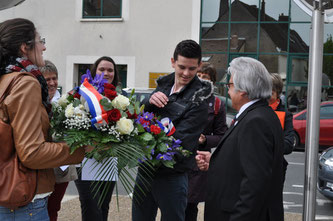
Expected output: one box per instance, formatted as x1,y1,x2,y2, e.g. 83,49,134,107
293,101,333,148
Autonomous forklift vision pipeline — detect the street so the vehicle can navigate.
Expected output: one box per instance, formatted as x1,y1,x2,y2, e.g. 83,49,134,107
284,151,333,220
65,151,333,220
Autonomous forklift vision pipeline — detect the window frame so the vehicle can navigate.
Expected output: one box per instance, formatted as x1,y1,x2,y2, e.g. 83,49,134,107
82,0,122,19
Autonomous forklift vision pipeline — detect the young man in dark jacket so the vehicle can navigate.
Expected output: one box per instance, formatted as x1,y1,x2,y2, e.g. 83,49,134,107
132,40,212,221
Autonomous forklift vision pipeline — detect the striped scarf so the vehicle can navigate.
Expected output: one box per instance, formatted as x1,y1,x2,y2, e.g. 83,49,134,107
5,57,51,114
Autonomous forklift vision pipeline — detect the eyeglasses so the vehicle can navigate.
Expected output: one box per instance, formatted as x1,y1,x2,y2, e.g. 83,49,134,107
27,37,46,46
226,82,234,89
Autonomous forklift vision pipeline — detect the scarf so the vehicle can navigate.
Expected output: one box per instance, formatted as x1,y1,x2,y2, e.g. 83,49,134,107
269,98,280,111
5,57,52,114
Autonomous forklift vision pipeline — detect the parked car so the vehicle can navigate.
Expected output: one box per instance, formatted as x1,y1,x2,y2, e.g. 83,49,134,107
293,101,333,148
123,88,154,102
318,146,333,200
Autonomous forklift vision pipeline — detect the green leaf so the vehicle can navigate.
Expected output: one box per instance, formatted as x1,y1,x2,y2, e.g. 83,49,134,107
100,98,113,111
73,99,81,107
157,143,168,152
139,104,145,113
128,105,135,114
140,132,154,142
137,124,145,133
162,160,174,168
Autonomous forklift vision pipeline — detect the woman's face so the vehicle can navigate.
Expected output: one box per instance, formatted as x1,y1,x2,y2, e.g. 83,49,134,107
43,71,58,100
25,32,46,67
96,60,115,84
269,90,278,105
197,72,211,81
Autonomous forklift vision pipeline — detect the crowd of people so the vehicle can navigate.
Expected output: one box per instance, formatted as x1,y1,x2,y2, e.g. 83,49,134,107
0,18,294,221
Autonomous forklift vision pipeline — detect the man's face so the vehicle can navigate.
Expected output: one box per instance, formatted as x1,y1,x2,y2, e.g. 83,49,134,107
171,55,201,88
227,75,243,111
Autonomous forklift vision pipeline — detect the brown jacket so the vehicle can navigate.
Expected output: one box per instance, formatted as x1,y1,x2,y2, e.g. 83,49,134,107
0,72,85,194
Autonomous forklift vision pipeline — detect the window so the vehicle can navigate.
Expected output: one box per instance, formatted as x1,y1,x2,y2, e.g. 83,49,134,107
320,105,333,119
83,0,122,18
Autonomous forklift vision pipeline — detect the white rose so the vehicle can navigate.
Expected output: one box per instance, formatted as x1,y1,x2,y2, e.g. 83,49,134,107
74,105,87,118
57,94,68,108
116,117,134,135
112,94,130,111
65,103,75,118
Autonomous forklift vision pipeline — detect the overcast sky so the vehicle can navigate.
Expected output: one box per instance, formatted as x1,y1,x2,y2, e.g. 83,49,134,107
202,0,333,45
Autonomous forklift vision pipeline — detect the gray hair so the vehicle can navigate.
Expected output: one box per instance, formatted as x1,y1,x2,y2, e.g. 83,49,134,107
39,60,58,78
229,57,272,100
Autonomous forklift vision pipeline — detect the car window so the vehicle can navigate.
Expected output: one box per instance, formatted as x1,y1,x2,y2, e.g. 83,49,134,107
295,112,306,120
320,105,333,119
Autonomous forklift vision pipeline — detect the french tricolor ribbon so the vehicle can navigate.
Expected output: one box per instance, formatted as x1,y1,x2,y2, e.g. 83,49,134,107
160,117,176,136
78,78,108,129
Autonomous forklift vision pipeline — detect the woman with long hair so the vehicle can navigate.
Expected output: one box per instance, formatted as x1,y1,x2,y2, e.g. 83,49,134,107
0,18,85,220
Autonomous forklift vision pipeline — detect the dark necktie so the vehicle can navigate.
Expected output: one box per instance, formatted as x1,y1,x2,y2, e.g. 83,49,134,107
230,116,237,126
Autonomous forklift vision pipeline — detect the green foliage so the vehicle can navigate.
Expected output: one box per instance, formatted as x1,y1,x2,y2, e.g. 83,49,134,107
100,98,113,111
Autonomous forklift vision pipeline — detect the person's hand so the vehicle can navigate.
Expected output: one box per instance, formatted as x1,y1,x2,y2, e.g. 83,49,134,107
195,151,211,171
198,134,206,145
149,92,168,108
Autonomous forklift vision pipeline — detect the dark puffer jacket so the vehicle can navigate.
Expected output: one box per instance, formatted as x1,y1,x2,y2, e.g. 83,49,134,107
143,73,212,175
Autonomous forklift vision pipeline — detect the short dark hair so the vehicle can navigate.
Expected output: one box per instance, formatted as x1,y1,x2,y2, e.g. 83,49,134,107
91,56,119,87
0,18,36,74
173,40,202,64
198,63,217,83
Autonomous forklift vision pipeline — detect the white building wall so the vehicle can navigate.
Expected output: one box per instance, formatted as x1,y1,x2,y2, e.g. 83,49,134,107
0,0,201,93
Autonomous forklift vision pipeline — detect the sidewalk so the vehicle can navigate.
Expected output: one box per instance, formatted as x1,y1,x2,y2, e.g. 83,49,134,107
58,195,302,221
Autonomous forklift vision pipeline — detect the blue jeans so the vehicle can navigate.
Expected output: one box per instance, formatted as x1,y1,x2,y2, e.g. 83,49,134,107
132,172,188,221
0,197,49,221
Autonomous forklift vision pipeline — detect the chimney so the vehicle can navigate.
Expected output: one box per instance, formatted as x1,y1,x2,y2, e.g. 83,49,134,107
278,13,289,30
230,35,239,49
219,0,229,18
261,0,265,21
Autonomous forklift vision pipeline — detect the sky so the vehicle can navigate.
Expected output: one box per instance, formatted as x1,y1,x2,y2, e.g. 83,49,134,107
202,0,333,45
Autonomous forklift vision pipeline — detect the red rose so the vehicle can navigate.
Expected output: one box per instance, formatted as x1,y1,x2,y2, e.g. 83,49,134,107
126,111,138,119
104,89,117,100
150,125,161,135
73,93,81,99
107,109,121,122
104,83,116,90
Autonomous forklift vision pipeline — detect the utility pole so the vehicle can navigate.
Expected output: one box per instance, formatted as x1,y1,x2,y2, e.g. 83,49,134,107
302,1,324,220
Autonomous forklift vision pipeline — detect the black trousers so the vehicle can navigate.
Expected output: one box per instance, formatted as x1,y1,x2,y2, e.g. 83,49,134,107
74,171,115,221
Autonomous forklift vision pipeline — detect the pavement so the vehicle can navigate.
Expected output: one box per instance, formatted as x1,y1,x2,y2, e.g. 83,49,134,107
58,190,302,221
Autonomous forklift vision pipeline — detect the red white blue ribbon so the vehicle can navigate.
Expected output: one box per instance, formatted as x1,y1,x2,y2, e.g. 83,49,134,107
160,117,175,136
78,78,108,128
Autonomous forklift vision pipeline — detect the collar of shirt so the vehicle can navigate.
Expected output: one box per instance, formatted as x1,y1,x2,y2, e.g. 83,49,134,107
236,99,260,119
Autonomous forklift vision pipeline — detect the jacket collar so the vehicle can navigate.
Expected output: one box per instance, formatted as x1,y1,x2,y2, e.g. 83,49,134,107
212,99,268,157
156,72,213,105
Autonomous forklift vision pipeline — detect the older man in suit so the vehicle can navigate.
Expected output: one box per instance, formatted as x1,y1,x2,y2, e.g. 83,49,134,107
196,57,284,221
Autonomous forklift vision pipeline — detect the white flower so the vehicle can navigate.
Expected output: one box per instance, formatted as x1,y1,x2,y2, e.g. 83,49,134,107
112,94,130,111
116,117,134,135
65,103,75,118
74,104,87,117
57,94,69,108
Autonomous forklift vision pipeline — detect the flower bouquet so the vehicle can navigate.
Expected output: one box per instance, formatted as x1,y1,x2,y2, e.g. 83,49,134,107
135,112,191,169
51,70,190,200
